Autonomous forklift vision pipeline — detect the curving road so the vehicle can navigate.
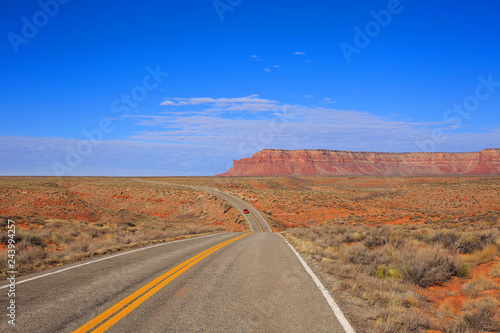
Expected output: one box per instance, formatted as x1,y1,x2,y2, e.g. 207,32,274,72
184,185,272,233
0,182,354,332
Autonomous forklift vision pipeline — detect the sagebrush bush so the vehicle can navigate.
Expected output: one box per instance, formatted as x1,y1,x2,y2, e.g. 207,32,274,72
399,245,458,287
463,275,499,293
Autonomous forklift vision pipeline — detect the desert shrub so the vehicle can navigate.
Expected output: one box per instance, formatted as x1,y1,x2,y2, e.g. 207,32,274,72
344,231,364,243
376,309,430,333
387,268,401,279
463,275,499,293
467,245,498,266
397,310,431,332
377,265,388,279
324,235,343,248
458,234,482,254
458,263,471,278
442,301,500,333
489,263,500,278
364,226,390,249
429,230,460,250
16,230,46,248
440,320,471,333
17,246,48,264
437,301,456,318
399,245,458,287
0,250,8,272
462,297,500,312
346,243,373,265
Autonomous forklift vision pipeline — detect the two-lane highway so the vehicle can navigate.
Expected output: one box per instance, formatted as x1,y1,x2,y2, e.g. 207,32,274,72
185,185,272,233
1,182,354,332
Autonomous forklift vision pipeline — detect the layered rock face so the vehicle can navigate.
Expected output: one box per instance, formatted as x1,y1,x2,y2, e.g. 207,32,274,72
218,149,500,176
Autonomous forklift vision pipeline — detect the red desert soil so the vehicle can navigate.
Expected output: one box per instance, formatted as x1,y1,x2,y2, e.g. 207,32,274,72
0,177,244,231
423,260,500,328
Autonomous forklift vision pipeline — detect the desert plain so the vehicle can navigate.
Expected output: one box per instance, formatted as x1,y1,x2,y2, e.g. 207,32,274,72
1,175,499,332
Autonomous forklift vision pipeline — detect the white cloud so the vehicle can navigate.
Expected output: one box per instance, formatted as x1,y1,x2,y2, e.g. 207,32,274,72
160,95,278,107
321,97,336,104
273,65,281,68
250,54,260,61
305,60,312,63
294,52,306,55
159,100,176,106
264,68,271,72
304,95,313,98
128,104,500,159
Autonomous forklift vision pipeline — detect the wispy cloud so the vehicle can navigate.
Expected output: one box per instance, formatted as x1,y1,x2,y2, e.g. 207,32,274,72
4,95,500,176
130,96,500,156
273,65,281,68
0,136,228,176
250,54,260,61
264,68,271,72
294,52,306,55
321,97,336,104
160,95,277,107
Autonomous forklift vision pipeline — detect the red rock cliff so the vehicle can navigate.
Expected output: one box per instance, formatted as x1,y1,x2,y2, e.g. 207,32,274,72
218,149,500,176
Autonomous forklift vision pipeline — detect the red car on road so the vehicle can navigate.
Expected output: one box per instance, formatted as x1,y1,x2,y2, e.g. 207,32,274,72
243,209,249,214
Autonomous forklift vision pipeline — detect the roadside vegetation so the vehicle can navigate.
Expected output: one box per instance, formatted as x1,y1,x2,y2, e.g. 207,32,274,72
285,221,500,332
0,218,226,275
0,177,246,276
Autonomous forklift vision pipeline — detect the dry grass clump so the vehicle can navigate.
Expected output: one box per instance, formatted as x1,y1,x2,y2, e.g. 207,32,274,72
441,297,500,332
437,300,457,318
462,296,500,311
399,245,458,288
462,275,499,293
0,219,226,275
374,309,431,333
462,245,499,267
489,262,500,278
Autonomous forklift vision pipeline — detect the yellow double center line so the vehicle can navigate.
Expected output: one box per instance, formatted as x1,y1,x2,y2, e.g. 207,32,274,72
248,210,264,232
73,233,250,333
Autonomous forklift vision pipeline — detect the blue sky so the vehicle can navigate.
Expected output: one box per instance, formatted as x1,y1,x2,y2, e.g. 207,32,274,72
1,0,500,176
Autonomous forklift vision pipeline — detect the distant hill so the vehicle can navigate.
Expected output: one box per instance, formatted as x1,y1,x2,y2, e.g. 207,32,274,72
218,148,500,176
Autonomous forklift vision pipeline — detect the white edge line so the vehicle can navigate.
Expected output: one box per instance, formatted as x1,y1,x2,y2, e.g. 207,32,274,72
279,233,356,333
0,233,224,290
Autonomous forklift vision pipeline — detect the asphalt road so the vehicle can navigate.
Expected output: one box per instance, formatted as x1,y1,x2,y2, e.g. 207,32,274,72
184,185,272,233
0,184,353,332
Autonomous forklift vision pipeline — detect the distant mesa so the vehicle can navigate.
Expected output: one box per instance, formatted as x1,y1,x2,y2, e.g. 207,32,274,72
217,148,500,176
